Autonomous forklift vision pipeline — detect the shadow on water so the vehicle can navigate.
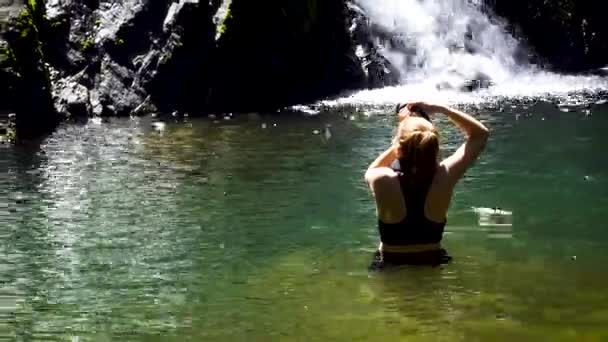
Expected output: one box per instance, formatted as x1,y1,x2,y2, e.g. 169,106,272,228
2,103,608,341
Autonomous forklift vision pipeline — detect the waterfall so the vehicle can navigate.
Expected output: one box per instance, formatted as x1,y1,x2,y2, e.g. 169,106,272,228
326,0,608,107
360,0,524,86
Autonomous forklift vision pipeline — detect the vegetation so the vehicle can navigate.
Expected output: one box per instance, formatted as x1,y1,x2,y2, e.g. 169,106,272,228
49,18,66,28
0,46,17,70
2,0,58,141
216,6,232,39
81,38,95,52
4,0,50,86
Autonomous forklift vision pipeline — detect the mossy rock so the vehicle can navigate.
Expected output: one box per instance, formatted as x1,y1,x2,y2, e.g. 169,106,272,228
2,0,59,141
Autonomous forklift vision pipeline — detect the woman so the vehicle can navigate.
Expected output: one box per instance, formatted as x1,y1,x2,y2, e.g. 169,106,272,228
365,101,489,269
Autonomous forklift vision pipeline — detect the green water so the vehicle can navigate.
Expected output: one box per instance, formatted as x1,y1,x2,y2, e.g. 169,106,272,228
2,102,608,341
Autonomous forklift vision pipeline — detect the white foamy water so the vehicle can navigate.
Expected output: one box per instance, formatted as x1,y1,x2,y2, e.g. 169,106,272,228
324,0,608,108
323,73,608,108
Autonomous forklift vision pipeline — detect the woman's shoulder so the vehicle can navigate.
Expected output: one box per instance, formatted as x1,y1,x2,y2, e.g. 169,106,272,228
425,163,457,199
365,167,399,185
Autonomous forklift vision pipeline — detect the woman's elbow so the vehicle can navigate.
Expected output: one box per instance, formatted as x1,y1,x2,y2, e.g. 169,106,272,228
364,168,374,184
475,125,490,143
481,128,490,143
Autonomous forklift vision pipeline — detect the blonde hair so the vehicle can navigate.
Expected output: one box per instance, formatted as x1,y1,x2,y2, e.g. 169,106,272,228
393,119,440,185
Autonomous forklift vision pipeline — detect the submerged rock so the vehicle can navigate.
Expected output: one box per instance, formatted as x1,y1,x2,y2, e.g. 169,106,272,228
435,71,494,92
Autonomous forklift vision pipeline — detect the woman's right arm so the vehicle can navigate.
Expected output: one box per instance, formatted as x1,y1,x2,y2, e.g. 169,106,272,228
436,104,489,184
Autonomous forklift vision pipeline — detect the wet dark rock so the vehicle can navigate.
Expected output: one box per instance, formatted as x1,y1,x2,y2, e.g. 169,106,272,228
4,0,397,139
97,56,147,116
345,2,400,89
459,76,494,92
1,1,60,140
207,0,375,112
436,72,494,92
131,95,156,117
43,0,215,119
52,72,91,117
41,0,380,118
143,0,216,114
484,0,608,72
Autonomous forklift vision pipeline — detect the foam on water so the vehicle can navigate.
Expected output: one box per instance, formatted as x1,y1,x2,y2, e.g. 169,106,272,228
322,0,608,108
322,73,608,108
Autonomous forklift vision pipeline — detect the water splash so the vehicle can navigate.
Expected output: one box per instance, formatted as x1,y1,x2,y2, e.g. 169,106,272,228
362,0,523,85
324,0,608,108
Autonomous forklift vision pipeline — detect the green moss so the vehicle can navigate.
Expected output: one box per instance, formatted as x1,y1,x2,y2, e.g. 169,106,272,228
81,38,95,52
26,0,44,22
0,47,16,66
216,4,233,39
217,23,227,36
307,0,319,21
0,125,17,143
16,10,34,38
3,0,58,141
50,20,62,28
8,5,45,76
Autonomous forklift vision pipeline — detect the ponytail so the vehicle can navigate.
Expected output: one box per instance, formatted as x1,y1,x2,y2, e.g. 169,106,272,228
393,127,440,186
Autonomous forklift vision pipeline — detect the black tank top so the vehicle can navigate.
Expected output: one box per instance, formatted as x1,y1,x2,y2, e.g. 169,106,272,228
377,160,447,246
